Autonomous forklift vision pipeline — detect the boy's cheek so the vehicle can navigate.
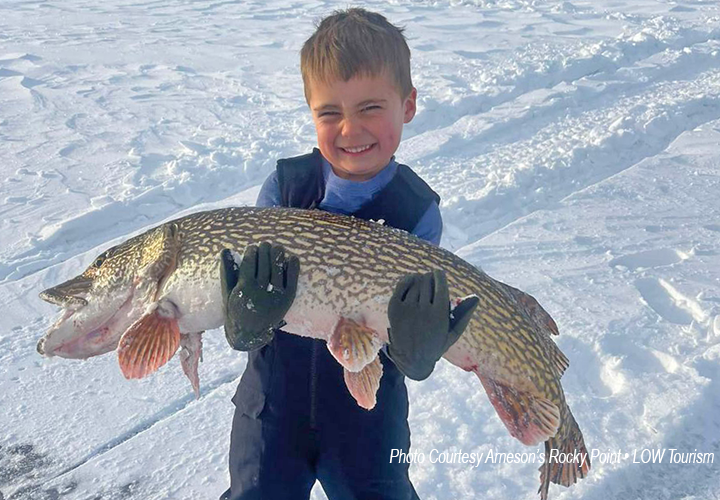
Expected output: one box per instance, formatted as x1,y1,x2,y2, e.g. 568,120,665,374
314,120,337,136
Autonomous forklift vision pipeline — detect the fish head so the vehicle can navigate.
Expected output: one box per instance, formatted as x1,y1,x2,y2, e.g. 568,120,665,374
37,233,155,359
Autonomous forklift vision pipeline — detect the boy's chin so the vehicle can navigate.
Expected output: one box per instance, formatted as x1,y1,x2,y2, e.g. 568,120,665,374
331,161,388,181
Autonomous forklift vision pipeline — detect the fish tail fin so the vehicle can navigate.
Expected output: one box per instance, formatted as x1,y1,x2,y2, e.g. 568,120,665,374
538,411,591,499
539,441,552,500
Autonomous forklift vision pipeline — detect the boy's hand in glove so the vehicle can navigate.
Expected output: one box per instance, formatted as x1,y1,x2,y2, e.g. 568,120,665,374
387,270,479,381
220,242,300,351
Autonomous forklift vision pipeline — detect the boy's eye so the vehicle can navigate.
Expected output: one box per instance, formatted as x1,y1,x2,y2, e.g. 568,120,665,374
318,111,339,118
362,105,381,112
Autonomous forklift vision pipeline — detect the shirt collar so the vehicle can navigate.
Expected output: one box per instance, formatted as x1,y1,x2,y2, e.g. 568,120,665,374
321,156,398,196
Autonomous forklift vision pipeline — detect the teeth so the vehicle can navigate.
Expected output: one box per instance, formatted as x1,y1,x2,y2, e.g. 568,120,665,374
343,144,372,154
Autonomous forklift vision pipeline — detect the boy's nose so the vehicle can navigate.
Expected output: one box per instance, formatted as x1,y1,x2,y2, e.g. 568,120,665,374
340,116,363,137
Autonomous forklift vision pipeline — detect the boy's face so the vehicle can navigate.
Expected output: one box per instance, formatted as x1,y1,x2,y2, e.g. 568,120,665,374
307,73,416,182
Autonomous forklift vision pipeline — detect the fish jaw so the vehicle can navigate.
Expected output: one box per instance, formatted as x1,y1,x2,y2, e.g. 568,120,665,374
38,314,116,359
38,274,93,308
37,286,137,359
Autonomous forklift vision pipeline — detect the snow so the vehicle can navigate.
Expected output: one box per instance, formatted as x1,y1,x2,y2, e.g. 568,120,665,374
1,0,719,499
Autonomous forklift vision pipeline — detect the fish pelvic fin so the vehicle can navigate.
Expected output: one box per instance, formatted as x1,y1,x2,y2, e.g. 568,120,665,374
538,411,591,500
477,374,560,447
118,302,181,380
343,356,383,410
328,317,384,372
180,332,203,398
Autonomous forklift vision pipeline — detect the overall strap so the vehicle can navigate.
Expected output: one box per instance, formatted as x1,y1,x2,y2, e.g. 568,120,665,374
352,164,441,232
276,150,441,232
276,148,325,210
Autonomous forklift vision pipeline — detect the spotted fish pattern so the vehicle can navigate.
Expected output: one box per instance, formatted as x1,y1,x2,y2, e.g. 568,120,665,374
38,206,589,499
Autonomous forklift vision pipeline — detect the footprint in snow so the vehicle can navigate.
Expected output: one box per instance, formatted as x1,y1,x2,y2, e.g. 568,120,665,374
609,248,712,327
634,277,712,329
609,248,686,271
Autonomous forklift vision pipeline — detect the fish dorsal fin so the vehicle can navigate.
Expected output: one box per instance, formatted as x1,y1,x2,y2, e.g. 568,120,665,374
494,279,560,336
492,278,569,377
344,356,383,410
477,373,560,446
549,343,570,378
118,302,181,380
534,325,569,378
328,317,384,373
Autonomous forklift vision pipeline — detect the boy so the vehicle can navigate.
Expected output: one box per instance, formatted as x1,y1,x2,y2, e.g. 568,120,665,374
219,8,478,500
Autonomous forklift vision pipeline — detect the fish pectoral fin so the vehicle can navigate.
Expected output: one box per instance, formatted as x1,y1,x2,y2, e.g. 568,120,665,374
344,356,383,410
327,317,384,372
477,374,560,446
118,303,181,380
180,332,203,398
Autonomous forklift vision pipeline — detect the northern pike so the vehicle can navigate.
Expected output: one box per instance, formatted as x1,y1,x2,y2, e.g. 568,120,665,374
37,206,589,498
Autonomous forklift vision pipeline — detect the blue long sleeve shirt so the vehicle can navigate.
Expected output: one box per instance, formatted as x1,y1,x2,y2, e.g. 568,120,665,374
256,156,442,245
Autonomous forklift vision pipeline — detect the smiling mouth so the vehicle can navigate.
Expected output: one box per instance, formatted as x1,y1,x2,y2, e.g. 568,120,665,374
340,144,375,155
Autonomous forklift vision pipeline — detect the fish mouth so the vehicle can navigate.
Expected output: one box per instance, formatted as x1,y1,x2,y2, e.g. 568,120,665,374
38,291,135,359
36,309,114,358
37,308,75,356
39,325,115,359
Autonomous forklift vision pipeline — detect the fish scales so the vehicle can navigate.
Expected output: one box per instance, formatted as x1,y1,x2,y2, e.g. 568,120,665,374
38,206,589,499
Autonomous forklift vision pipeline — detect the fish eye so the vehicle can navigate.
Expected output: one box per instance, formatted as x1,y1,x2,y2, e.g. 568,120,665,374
94,256,105,267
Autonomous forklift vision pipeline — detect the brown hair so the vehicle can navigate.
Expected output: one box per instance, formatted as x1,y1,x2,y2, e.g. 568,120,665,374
300,8,413,102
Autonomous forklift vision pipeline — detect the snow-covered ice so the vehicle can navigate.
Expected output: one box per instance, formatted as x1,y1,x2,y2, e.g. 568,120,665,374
1,0,719,499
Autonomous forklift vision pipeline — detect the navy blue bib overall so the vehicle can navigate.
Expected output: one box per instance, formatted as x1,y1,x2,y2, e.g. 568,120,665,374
223,149,440,500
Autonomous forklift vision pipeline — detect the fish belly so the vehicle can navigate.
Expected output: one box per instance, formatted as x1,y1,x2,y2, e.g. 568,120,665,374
162,274,225,334
283,289,390,345
443,336,480,372
163,267,391,346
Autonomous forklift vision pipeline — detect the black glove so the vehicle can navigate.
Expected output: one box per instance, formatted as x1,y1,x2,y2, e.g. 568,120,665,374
220,242,300,351
387,270,479,381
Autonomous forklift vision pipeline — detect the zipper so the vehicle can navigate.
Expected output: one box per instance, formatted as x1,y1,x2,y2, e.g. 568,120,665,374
310,341,318,429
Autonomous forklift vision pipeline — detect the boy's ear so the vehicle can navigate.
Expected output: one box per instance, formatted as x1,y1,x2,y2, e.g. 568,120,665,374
403,87,417,123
